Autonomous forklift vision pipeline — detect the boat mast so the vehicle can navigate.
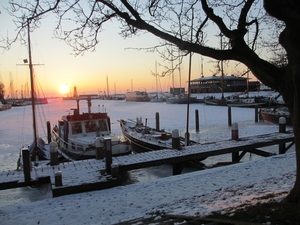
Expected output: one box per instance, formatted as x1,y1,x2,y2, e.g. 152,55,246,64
106,76,109,98
155,61,158,97
178,57,182,95
27,19,39,160
171,47,174,96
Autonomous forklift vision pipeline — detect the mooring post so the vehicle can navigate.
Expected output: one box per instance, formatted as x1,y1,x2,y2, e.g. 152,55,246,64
155,112,160,131
195,109,199,132
47,121,51,144
95,137,104,160
231,123,239,162
228,106,232,126
50,141,59,166
255,106,259,122
22,148,31,183
172,129,180,150
279,117,286,154
231,122,239,140
111,163,119,178
54,170,62,187
104,138,112,174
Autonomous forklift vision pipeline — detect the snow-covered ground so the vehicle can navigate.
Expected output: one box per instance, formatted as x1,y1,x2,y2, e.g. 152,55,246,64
0,152,295,225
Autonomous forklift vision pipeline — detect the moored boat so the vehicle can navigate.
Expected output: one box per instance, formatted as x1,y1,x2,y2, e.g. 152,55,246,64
52,97,132,160
227,97,266,108
119,118,198,153
204,97,227,106
166,94,198,104
0,102,12,111
260,106,292,126
125,91,151,102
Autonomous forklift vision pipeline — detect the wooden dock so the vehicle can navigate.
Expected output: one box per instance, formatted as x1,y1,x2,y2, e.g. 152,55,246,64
0,131,294,197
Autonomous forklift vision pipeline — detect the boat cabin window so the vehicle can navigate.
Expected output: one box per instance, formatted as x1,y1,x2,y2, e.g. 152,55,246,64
98,119,108,131
85,121,97,133
72,122,82,134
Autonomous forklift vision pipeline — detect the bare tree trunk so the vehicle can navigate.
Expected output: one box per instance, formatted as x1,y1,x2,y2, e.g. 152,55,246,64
283,85,300,203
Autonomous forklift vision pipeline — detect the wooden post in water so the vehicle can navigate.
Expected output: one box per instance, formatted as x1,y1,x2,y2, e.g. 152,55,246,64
22,148,31,183
195,109,199,132
155,112,160,131
231,123,239,162
47,121,51,144
279,117,286,154
172,129,180,149
255,106,259,122
228,106,232,126
105,138,112,174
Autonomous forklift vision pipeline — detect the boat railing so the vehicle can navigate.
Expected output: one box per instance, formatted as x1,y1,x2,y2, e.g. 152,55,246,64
128,130,169,147
52,131,94,160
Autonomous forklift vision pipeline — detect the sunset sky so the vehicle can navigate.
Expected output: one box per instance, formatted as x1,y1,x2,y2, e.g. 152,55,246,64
0,2,258,98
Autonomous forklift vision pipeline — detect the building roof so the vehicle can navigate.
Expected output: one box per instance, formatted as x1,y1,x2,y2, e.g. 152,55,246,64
191,74,247,82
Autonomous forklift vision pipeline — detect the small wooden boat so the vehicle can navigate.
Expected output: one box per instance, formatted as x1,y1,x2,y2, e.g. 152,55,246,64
52,97,132,160
119,118,198,153
260,106,292,126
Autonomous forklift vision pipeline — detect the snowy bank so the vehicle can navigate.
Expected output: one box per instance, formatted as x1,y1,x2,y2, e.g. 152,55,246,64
0,152,296,225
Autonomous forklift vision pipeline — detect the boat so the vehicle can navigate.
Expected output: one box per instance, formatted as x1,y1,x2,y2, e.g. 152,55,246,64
150,94,165,102
0,101,12,111
226,96,266,108
260,106,292,126
204,97,227,106
16,20,52,162
166,94,198,104
150,62,165,102
125,91,151,102
52,97,132,160
119,118,198,153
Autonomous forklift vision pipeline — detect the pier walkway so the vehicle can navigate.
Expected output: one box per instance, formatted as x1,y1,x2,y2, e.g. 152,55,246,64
0,131,294,197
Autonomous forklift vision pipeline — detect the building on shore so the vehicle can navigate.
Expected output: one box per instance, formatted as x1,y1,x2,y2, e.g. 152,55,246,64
189,74,260,94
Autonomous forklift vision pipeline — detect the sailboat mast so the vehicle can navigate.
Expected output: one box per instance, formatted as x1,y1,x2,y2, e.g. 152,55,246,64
155,61,158,95
27,20,39,160
171,49,174,96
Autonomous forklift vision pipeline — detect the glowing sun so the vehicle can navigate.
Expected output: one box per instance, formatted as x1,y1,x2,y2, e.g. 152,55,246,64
59,85,69,95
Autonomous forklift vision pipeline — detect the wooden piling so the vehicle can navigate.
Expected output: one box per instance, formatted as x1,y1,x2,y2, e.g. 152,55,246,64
279,117,286,154
228,106,232,126
50,142,59,166
111,163,119,178
54,170,62,187
47,121,51,144
156,112,160,131
255,106,259,122
172,129,180,149
95,137,104,160
195,109,199,132
105,138,112,174
22,148,31,183
231,123,239,162
231,123,239,140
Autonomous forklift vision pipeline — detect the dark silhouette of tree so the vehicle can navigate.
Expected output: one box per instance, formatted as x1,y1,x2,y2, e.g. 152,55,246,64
3,0,300,203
